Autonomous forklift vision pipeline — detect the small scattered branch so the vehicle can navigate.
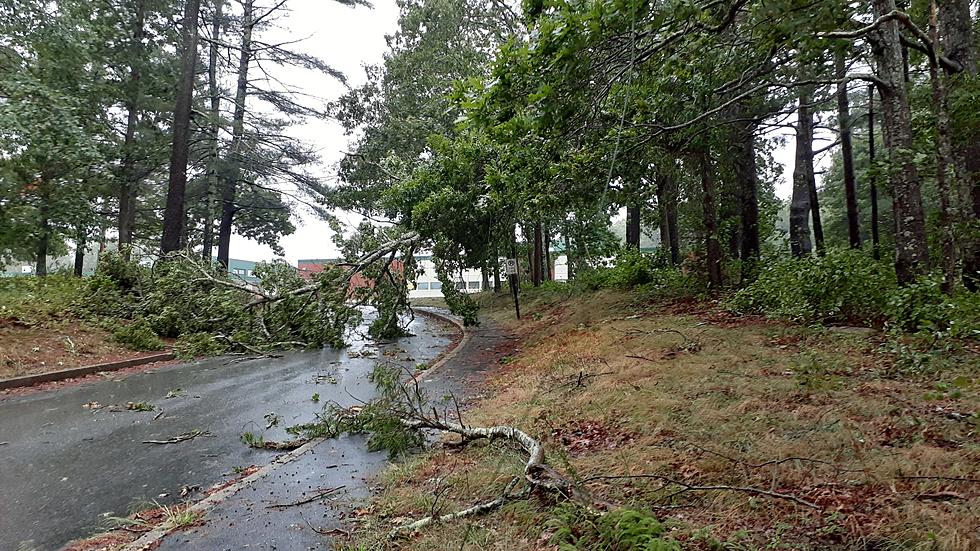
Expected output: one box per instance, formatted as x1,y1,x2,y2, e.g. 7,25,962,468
266,485,346,508
143,429,210,445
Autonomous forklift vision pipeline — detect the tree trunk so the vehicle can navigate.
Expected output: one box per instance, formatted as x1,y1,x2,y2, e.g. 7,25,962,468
836,52,862,249
481,262,490,291
492,244,501,292
928,0,959,294
869,0,931,284
625,202,641,250
217,0,254,268
868,84,881,260
699,151,723,289
735,121,760,281
791,92,814,257
161,0,202,254
74,226,86,277
118,0,146,259
544,227,552,281
938,0,979,290
563,223,574,280
202,0,223,261
532,222,543,286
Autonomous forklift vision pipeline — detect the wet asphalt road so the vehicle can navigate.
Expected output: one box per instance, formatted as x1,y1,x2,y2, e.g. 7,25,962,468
0,313,454,551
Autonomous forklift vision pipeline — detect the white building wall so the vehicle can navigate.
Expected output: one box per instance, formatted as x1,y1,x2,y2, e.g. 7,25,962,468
409,259,485,299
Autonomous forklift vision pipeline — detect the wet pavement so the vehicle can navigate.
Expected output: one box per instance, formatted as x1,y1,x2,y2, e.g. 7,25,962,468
0,312,455,551
151,313,517,551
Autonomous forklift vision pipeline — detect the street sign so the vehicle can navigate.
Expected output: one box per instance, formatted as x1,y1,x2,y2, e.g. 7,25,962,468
505,258,518,275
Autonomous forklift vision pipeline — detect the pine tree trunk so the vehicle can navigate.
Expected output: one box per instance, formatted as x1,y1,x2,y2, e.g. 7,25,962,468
699,152,723,289
544,227,552,281
74,226,86,277
836,52,862,249
928,0,959,294
217,0,254,268
869,0,931,284
625,203,641,250
868,85,881,260
118,0,146,259
161,0,202,253
938,0,979,290
532,222,543,286
735,120,760,280
202,0,223,261
791,92,814,257
492,244,501,292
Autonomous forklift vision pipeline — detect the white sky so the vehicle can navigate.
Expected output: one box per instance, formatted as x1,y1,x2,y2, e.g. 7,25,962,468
229,0,809,264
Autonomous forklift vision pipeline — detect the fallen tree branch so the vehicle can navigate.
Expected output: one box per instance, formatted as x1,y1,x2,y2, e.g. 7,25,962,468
582,473,820,509
266,485,345,508
390,477,528,537
143,429,210,445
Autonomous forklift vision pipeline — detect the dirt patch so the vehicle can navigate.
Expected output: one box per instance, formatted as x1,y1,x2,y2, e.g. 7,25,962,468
0,321,152,380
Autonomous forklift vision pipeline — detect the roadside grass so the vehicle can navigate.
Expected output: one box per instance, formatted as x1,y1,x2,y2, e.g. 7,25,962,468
350,289,979,550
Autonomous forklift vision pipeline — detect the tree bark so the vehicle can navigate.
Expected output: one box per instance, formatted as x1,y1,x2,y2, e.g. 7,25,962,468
735,121,760,281
699,151,723,289
791,92,814,257
928,0,959,294
161,0,202,254
492,244,501,292
544,226,552,281
532,222,543,286
836,52,862,249
73,226,86,277
938,0,979,290
625,202,641,250
35,185,50,277
869,0,931,285
202,0,223,261
217,0,254,268
868,84,881,260
563,223,574,280
118,0,146,259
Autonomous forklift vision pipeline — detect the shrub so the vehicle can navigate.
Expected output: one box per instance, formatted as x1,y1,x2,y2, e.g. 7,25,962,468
111,320,164,351
727,248,896,324
884,274,980,339
0,275,87,324
547,506,680,551
174,332,228,359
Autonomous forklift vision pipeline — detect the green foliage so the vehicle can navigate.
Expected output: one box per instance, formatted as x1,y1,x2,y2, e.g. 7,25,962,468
110,320,164,351
546,506,680,551
174,332,228,360
884,275,980,340
0,274,87,325
727,248,896,324
572,249,704,301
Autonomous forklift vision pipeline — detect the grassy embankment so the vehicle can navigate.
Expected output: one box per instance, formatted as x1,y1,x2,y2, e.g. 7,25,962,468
0,276,163,380
355,288,978,550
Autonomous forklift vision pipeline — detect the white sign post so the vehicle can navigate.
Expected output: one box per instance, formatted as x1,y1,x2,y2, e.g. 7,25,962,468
505,258,518,275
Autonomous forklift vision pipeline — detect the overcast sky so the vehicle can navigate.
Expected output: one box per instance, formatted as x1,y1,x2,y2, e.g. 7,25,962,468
229,0,812,265
228,0,400,264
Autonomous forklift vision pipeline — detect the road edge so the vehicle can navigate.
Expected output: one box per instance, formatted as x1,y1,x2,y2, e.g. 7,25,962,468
0,353,175,391
116,309,467,551
411,307,470,378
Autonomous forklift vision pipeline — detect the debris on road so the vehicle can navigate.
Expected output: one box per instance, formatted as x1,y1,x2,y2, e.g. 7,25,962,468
265,485,346,509
143,429,210,445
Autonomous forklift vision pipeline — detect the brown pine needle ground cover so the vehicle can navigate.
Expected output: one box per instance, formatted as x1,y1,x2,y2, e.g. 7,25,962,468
351,289,979,550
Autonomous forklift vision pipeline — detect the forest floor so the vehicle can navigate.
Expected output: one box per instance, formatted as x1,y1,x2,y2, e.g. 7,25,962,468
356,288,979,550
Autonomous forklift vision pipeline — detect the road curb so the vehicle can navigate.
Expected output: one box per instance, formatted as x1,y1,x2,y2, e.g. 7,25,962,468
412,307,470,378
0,352,175,391
119,436,325,551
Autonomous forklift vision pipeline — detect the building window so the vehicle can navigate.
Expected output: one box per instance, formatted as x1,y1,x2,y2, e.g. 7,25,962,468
430,281,442,290
468,281,481,290
417,281,429,290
